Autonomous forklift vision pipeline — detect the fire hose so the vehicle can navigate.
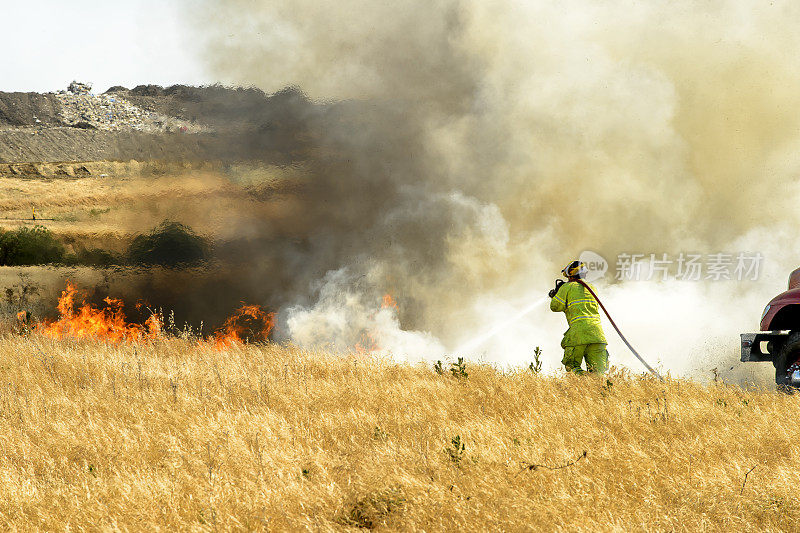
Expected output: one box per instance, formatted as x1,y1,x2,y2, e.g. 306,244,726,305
573,279,663,381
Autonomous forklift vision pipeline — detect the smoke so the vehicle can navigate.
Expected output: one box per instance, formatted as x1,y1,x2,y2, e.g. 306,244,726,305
179,0,800,379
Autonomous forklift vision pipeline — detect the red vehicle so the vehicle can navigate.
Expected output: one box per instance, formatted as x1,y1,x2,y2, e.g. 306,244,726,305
741,267,800,386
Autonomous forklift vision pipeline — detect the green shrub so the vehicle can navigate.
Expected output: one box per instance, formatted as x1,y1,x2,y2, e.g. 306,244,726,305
529,346,543,373
450,357,468,379
0,226,65,265
64,248,122,267
445,435,465,466
128,221,208,267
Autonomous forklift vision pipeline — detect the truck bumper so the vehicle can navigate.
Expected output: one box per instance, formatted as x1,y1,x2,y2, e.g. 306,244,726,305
741,330,791,362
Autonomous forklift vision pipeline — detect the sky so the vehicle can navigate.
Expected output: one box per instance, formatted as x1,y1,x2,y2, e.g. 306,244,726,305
0,1,212,93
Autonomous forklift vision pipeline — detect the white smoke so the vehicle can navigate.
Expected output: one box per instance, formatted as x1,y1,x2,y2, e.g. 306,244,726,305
285,267,447,361
190,1,800,381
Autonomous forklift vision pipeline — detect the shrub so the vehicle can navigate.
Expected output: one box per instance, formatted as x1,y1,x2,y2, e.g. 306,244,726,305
529,346,543,373
64,248,122,267
127,221,208,267
445,435,466,466
0,226,64,265
450,357,468,379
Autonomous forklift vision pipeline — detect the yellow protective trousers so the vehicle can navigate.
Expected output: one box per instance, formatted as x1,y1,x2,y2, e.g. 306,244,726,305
562,343,609,375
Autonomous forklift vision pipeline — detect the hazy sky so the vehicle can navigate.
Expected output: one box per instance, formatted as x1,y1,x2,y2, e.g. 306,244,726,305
0,1,212,93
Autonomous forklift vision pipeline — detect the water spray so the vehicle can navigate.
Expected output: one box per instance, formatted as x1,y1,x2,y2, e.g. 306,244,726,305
455,296,549,354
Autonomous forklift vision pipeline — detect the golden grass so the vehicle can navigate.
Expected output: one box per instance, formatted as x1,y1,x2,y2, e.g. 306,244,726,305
0,165,305,243
0,334,797,531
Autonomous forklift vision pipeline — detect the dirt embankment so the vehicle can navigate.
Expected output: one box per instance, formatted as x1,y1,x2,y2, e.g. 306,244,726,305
0,84,318,167
0,92,63,128
0,129,259,166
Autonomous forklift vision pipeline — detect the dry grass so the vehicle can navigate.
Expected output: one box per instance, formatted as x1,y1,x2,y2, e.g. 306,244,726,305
0,334,796,531
0,164,306,244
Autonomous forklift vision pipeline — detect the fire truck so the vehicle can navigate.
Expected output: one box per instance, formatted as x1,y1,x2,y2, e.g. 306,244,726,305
741,268,800,387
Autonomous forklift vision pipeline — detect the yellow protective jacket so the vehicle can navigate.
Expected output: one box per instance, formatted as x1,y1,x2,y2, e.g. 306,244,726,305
549,281,607,347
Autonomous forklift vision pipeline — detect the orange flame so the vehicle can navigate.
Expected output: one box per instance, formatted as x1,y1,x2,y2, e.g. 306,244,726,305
34,282,275,348
214,304,275,349
381,293,399,311
354,330,379,356
39,282,162,342
353,294,400,355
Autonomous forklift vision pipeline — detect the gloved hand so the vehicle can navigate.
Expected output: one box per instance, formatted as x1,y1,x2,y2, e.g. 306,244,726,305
548,279,565,298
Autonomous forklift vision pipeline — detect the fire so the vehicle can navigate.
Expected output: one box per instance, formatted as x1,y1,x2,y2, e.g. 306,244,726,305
214,304,275,349
354,331,379,356
381,293,399,311
39,282,162,342
32,282,275,348
354,293,399,355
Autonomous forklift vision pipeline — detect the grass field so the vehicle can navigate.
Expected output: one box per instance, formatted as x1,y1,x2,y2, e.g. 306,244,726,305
0,163,306,250
0,334,796,531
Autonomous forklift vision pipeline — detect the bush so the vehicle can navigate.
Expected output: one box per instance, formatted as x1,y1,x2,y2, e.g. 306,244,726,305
64,248,122,267
450,357,468,379
127,221,208,267
0,226,65,265
529,346,543,373
445,435,466,466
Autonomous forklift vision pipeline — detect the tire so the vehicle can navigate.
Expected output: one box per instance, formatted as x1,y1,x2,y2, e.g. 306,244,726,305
774,331,800,388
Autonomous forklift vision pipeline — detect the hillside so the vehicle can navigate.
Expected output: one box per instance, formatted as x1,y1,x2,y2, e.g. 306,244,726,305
0,334,795,530
0,84,317,166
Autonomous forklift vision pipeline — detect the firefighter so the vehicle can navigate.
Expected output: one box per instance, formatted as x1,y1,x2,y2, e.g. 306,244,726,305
548,260,609,374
